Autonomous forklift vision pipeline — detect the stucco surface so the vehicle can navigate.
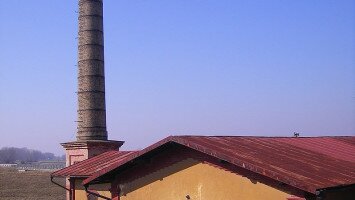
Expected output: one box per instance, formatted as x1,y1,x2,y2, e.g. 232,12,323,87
120,158,290,200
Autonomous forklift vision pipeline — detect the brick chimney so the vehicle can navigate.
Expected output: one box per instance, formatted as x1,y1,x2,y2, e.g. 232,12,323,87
61,0,123,167
77,0,107,141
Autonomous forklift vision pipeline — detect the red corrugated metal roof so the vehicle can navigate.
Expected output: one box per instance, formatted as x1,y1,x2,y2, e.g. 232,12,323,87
81,136,355,194
51,151,136,177
174,136,355,193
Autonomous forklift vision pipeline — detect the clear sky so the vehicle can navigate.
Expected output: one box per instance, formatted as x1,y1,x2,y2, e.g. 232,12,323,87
0,0,354,155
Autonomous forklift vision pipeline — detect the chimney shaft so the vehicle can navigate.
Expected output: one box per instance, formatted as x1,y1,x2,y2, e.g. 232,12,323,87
77,0,107,141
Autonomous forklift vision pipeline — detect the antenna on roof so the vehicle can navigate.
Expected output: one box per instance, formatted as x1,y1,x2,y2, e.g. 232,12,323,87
293,132,300,137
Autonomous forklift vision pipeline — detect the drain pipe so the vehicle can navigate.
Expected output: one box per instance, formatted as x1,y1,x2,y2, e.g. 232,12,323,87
50,176,73,200
85,185,112,200
51,176,70,191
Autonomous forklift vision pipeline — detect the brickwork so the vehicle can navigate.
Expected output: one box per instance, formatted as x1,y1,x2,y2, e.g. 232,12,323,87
77,0,107,141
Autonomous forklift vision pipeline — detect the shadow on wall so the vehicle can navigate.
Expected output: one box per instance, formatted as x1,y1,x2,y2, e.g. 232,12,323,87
120,158,200,196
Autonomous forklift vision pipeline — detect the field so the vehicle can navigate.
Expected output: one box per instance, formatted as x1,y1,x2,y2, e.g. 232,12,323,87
0,167,65,200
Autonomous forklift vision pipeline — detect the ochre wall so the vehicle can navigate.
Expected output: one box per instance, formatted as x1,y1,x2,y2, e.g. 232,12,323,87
74,180,111,200
119,158,290,200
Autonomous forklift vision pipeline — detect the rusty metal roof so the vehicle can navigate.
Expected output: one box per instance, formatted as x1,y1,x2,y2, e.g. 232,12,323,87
80,136,355,194
172,136,355,193
51,151,136,177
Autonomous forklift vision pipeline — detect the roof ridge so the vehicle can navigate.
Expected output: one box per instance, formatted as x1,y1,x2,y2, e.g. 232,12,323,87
171,135,354,138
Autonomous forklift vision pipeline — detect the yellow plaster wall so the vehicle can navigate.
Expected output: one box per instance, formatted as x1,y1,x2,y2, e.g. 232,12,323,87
120,158,290,200
74,180,111,200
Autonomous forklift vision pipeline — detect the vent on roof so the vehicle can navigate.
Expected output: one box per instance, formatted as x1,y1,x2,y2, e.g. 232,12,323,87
293,132,300,137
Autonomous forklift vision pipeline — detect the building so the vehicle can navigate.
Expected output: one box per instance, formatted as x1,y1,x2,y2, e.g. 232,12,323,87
51,136,355,200
0,164,17,168
52,0,355,199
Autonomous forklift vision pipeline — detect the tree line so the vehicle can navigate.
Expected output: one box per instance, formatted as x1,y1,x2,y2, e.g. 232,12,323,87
0,147,65,164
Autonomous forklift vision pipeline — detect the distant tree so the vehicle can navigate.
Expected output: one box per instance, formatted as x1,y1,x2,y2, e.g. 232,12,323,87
0,147,65,164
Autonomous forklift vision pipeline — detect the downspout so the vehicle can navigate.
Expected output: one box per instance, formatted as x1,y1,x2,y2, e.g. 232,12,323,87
71,178,76,200
51,176,71,191
85,185,112,200
50,176,73,200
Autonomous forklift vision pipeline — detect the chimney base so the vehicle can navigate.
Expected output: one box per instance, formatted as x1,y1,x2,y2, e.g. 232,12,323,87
61,140,123,200
61,140,124,167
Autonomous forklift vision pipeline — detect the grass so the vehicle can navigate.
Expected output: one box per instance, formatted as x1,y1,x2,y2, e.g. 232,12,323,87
0,167,65,200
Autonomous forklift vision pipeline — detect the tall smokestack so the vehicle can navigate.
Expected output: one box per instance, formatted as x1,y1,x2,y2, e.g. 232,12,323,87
77,0,107,141
62,0,123,175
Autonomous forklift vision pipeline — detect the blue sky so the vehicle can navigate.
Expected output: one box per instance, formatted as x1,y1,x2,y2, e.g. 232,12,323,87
0,0,354,155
